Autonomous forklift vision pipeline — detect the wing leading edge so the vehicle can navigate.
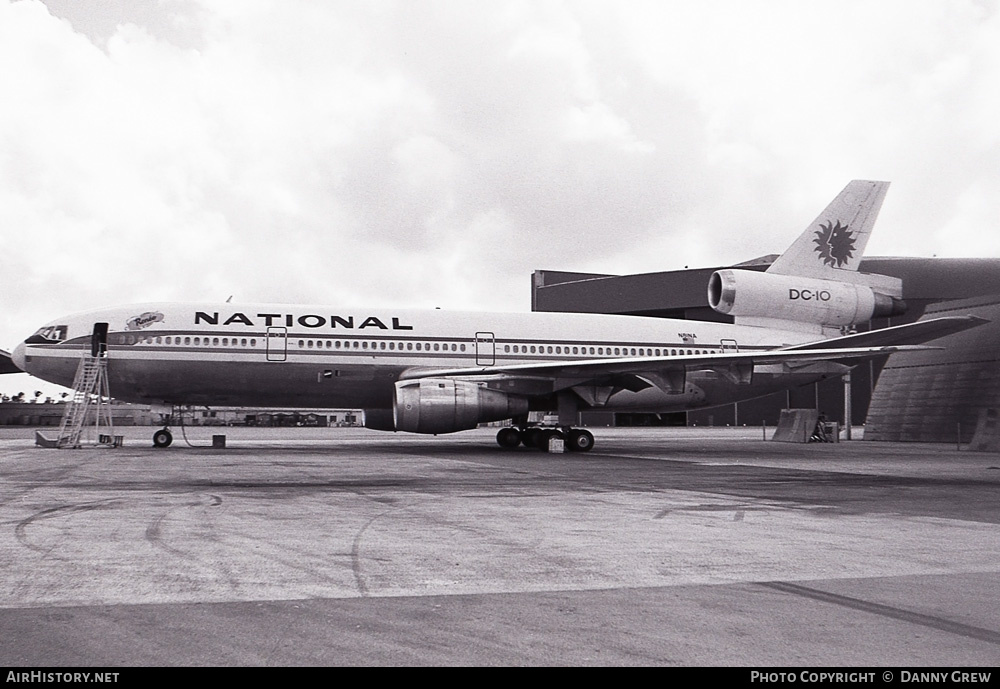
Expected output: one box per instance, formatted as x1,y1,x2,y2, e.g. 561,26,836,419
778,315,988,351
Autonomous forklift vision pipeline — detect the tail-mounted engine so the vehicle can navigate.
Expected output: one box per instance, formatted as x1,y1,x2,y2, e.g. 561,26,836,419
708,269,906,327
392,378,529,434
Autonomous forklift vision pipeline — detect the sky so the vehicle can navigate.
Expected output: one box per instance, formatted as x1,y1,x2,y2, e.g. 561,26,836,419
2,0,999,397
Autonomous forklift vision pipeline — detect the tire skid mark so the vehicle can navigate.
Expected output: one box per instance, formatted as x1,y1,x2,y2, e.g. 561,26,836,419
144,493,241,592
144,495,223,556
348,488,590,596
654,502,766,520
209,529,355,587
350,490,415,597
15,500,120,554
1,462,88,512
760,581,1000,645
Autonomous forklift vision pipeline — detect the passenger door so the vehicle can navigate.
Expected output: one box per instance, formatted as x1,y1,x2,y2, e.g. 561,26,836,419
475,331,495,366
266,327,287,362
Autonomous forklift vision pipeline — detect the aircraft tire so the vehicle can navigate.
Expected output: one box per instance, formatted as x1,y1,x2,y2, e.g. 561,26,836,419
566,429,595,452
496,427,522,449
153,429,173,448
522,427,541,448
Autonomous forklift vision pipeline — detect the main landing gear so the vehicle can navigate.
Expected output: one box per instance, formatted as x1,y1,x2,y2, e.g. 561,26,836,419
496,426,595,452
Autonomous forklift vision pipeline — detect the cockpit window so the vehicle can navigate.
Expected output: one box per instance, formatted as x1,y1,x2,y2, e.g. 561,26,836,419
25,325,68,344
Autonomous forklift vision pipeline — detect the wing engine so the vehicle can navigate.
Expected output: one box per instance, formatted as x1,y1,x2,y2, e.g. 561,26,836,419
392,378,528,434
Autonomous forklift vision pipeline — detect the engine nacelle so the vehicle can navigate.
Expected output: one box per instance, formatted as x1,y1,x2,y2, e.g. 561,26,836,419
393,378,529,434
708,269,906,327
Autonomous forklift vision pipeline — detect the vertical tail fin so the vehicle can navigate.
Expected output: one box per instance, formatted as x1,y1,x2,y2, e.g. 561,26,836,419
766,180,889,278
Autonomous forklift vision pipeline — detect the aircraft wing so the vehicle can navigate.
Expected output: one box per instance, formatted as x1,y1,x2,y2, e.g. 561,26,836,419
398,344,931,396
399,315,986,396
778,315,988,351
0,349,21,375
401,345,930,381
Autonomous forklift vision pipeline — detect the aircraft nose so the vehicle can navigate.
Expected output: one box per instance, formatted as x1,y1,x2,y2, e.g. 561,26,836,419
11,342,26,371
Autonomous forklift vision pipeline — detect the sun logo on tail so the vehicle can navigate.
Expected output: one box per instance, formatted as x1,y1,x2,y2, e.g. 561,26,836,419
813,220,856,268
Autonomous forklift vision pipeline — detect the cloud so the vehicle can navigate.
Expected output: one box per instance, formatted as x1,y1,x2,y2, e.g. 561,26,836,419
1,0,999,375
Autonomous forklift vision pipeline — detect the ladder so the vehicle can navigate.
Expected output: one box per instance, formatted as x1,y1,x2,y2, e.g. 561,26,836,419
55,354,114,448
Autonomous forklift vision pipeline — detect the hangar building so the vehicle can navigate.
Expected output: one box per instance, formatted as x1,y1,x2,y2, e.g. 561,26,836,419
531,257,1000,441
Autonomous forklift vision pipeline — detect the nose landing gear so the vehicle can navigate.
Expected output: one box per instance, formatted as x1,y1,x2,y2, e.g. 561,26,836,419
153,428,173,448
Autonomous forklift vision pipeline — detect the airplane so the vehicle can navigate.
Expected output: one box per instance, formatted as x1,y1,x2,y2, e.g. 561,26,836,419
1,180,986,451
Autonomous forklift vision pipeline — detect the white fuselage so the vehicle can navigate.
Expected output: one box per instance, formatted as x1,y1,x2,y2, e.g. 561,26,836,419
14,302,838,414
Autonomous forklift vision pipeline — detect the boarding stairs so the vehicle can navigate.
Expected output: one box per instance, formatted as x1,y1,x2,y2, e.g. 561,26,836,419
46,354,115,448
